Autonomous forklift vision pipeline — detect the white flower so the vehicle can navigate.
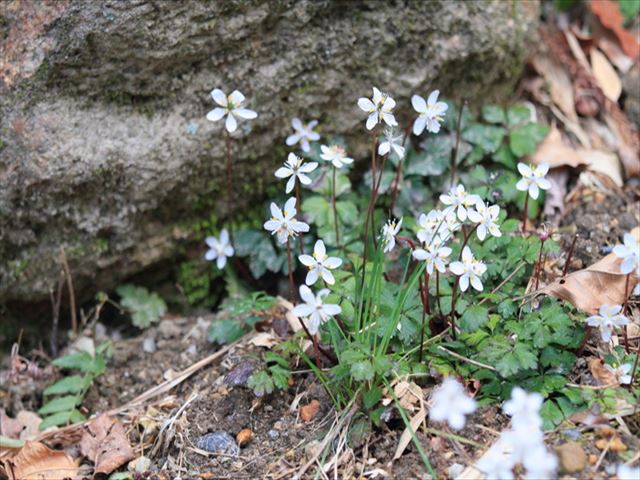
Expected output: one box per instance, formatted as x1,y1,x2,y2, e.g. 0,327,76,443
292,285,342,335
275,153,318,193
357,87,398,130
285,118,320,153
299,240,343,286
411,90,448,135
320,144,354,169
412,244,452,275
204,229,234,270
613,232,640,276
586,304,629,343
521,444,558,480
503,387,543,431
429,377,477,430
381,217,403,253
604,363,633,385
378,128,405,159
515,163,551,200
417,210,444,245
439,184,482,222
476,436,516,480
263,197,310,244
467,200,502,241
617,464,640,480
449,246,486,292
206,88,258,133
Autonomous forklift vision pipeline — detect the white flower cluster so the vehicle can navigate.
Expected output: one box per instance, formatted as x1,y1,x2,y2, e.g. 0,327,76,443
477,388,557,480
429,377,477,430
613,231,640,295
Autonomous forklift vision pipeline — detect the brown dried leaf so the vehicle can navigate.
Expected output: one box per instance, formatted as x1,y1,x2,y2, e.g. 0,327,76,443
80,415,134,477
591,48,622,102
0,441,79,480
530,55,578,123
589,0,640,59
588,357,618,386
540,252,638,314
0,409,23,439
300,400,320,422
393,406,426,460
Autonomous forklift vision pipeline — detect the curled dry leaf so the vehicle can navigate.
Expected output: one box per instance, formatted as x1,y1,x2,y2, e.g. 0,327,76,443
587,357,618,386
80,414,134,476
0,409,24,439
589,0,640,59
590,48,622,102
249,331,278,348
540,252,638,315
393,406,426,460
300,399,320,422
0,441,79,480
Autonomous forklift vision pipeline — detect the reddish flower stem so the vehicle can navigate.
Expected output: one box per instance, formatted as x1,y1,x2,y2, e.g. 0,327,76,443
332,165,340,247
562,234,578,277
535,236,546,290
522,192,529,234
295,181,304,256
224,131,235,245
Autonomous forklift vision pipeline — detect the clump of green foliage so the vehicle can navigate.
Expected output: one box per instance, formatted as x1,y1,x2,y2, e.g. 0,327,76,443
116,284,167,328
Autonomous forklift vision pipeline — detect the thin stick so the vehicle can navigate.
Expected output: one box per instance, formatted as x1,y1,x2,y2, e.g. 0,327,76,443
479,261,527,304
450,101,466,187
224,131,235,245
49,272,65,357
418,274,427,363
562,233,578,277
535,235,546,290
286,239,296,302
437,346,497,372
59,247,77,336
332,165,340,246
295,181,304,255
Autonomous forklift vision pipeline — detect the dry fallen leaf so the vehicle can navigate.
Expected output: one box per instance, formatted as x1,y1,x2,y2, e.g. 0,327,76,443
249,331,278,348
589,0,640,59
80,414,135,476
393,406,426,460
588,357,618,386
0,441,79,480
300,400,320,422
595,436,628,452
590,48,622,102
540,252,638,314
236,428,253,447
0,409,23,439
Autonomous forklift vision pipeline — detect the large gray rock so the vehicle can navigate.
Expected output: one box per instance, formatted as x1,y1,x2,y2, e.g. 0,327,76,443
0,0,538,306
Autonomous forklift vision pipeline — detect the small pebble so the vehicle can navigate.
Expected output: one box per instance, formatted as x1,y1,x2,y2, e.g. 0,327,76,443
196,431,239,456
447,463,464,479
224,361,256,386
267,429,279,440
562,428,581,440
142,337,156,353
556,441,587,473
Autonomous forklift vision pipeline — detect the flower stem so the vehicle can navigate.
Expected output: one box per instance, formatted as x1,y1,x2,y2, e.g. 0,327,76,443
295,181,304,255
360,127,380,296
535,236,546,290
419,272,431,362
286,239,295,302
332,165,340,247
623,273,631,354
389,119,416,214
435,270,442,315
448,224,479,340
224,131,235,246
562,233,578,277
522,191,529,234
629,344,639,385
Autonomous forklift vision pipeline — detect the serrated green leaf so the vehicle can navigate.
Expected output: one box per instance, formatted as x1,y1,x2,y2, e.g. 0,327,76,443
43,375,87,396
363,386,382,410
540,399,564,431
506,105,531,127
116,284,167,329
247,370,274,397
514,343,538,371
351,360,374,381
509,123,549,157
52,352,93,371
208,319,246,344
269,365,291,390
462,124,505,154
459,305,489,332
38,395,79,415
38,411,72,430
481,105,506,124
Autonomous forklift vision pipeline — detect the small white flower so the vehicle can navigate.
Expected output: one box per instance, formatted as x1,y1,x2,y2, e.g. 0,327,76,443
613,232,640,276
449,246,486,292
299,240,343,286
206,88,257,133
467,200,502,241
320,144,354,169
204,229,234,270
439,184,482,222
604,363,633,385
275,153,318,193
378,128,405,159
503,387,543,431
476,436,516,480
412,244,452,275
586,304,629,343
417,210,444,245
521,444,558,480
357,87,398,130
429,377,477,430
515,163,551,200
381,217,403,253
617,464,640,480
411,89,448,135
292,285,342,335
263,197,310,244
285,118,321,153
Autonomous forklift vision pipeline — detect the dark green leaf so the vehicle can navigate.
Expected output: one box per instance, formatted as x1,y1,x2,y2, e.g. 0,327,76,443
43,375,87,396
509,123,549,157
38,395,79,415
462,124,505,154
208,319,246,344
459,305,489,332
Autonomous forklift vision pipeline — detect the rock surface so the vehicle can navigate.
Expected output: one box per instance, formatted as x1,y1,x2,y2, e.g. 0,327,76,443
0,0,538,307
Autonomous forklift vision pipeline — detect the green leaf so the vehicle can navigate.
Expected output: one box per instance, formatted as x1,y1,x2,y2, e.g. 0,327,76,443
247,370,274,397
619,0,640,21
481,105,506,124
540,399,564,431
351,360,374,381
514,343,538,371
52,352,93,371
38,395,79,415
43,375,87,396
363,386,382,410
116,284,167,329
109,473,134,480
462,124,505,154
208,319,246,344
269,365,291,390
459,305,489,332
509,123,549,157
0,436,24,448
492,144,517,169
39,411,72,430
336,201,358,225
506,105,531,127
302,195,331,227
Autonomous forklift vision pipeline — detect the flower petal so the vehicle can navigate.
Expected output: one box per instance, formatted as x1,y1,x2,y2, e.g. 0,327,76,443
211,88,227,106
306,268,319,285
299,285,315,303
286,134,301,146
206,107,225,122
228,90,245,105
411,94,427,113
358,97,375,112
314,239,326,258
427,89,440,107
292,117,303,131
275,167,292,178
234,108,257,119
286,175,296,193
324,257,342,269
225,113,237,132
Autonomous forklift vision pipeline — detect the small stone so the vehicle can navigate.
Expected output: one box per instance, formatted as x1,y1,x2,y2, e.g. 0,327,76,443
556,441,587,473
196,431,239,456
224,361,256,386
158,320,182,339
588,454,597,465
447,463,464,479
304,440,322,460
236,428,253,447
267,429,279,440
300,399,320,422
128,456,151,473
142,337,156,353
